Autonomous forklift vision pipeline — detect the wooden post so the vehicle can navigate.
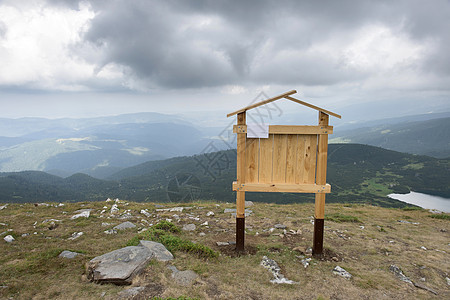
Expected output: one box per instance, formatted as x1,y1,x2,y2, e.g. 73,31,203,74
313,111,329,256
236,112,246,252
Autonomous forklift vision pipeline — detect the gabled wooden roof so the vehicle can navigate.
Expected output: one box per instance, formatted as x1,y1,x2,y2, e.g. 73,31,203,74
227,90,341,119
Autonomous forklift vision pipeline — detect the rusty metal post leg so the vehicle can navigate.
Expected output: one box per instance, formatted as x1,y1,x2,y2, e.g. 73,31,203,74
313,218,324,256
236,217,245,252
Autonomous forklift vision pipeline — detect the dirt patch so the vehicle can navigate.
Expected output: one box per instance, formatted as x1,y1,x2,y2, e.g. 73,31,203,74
217,244,258,257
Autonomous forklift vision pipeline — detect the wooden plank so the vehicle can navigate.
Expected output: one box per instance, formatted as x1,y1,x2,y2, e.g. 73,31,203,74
285,134,297,184
245,138,259,183
227,90,297,118
233,125,333,135
285,95,341,119
236,112,246,218
272,134,287,183
295,135,306,184
315,112,329,219
259,135,273,183
306,134,317,184
233,181,331,193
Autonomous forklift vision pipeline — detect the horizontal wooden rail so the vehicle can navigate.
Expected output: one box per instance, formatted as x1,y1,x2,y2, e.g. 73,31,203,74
233,125,333,135
232,182,331,193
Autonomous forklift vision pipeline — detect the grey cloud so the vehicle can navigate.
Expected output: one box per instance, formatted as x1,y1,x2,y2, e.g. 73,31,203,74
0,21,6,39
73,0,450,90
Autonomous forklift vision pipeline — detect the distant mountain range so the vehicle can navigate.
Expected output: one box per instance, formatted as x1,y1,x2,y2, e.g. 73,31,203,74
1,144,448,207
0,112,222,178
331,117,450,158
0,111,448,180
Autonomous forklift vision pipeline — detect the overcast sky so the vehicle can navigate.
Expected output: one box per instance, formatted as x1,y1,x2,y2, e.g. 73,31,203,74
0,0,449,126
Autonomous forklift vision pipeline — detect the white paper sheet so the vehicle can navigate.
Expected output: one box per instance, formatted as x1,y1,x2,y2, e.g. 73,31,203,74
247,123,269,138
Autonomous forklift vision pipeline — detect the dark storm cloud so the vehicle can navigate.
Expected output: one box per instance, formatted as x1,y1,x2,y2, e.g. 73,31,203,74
69,0,450,89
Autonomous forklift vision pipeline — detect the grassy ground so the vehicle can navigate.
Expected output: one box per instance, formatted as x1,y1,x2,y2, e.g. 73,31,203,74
0,200,449,299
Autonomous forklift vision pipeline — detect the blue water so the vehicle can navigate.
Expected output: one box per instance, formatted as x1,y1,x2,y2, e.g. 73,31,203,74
388,192,450,213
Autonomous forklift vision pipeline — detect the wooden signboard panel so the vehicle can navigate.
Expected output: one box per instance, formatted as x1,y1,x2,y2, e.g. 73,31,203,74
228,90,341,255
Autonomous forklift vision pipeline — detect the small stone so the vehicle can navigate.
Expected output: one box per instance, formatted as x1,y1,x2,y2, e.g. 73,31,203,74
446,277,450,286
332,257,339,262
110,204,119,214
113,221,136,231
301,258,311,268
101,222,111,227
216,241,229,246
260,256,298,284
359,226,365,229
206,211,215,217
71,209,91,219
274,224,287,229
21,233,29,237
68,232,83,240
4,235,15,243
182,224,196,231
59,250,81,259
245,201,254,207
333,266,352,279
0,204,7,210
104,229,117,235
224,208,235,213
389,265,412,284
198,232,206,237
201,221,208,226
420,246,427,250
117,287,145,299
106,198,112,202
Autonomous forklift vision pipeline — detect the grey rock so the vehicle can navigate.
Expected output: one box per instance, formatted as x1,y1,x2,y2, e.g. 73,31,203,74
104,229,117,235
206,211,215,217
155,204,165,208
110,204,119,214
139,240,174,261
223,208,235,213
216,241,229,246
182,224,196,231
333,266,352,279
413,282,438,295
245,201,254,207
88,246,154,285
274,224,287,229
167,265,198,286
4,235,15,243
117,287,145,299
71,209,91,219
0,204,7,210
389,265,412,284
260,256,298,284
113,221,136,231
59,250,81,259
68,232,83,240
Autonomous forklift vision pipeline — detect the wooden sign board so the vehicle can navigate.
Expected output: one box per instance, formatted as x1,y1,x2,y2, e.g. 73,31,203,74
228,90,341,256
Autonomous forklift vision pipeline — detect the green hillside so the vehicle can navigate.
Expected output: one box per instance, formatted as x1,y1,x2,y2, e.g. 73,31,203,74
0,144,448,207
331,117,450,158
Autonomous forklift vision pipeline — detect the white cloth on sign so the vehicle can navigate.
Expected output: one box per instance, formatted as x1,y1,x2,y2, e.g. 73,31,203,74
247,123,269,138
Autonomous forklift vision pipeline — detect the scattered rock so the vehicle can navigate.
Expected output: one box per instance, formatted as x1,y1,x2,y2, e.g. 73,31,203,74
333,266,352,279
413,282,438,295
201,221,208,226
68,232,83,240
102,222,111,227
0,204,7,210
139,240,174,261
389,265,412,284
182,224,196,231
141,209,151,217
223,208,235,213
359,226,365,229
113,221,136,231
216,241,229,246
104,229,117,235
167,265,198,286
48,222,59,230
274,224,286,229
199,232,206,237
155,204,164,208
245,201,254,207
71,209,91,219
106,198,112,202
446,277,450,286
420,246,427,250
117,287,145,299
260,256,298,284
301,258,312,268
206,211,215,217
59,250,81,259
110,204,119,214
397,220,420,225
87,246,154,285
34,203,49,207
4,235,15,243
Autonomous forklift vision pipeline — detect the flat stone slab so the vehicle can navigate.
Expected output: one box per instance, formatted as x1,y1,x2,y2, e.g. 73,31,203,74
113,221,136,230
167,265,198,286
71,209,91,219
333,266,352,279
59,250,81,259
139,240,174,261
182,224,196,231
87,246,154,285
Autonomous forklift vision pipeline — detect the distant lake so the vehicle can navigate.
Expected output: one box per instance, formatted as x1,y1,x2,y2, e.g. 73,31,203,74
388,192,450,213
